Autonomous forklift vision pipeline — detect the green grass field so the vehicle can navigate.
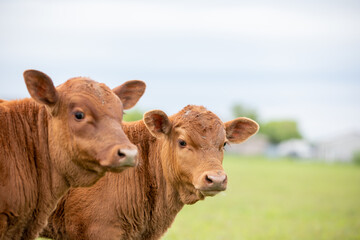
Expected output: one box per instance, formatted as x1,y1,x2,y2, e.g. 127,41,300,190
163,155,360,240
38,155,360,240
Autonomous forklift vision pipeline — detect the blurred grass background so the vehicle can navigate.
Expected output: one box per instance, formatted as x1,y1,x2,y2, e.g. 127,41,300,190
162,155,360,240
38,154,360,240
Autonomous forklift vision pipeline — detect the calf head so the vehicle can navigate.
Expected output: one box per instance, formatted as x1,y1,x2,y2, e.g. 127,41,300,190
144,105,258,204
24,70,145,186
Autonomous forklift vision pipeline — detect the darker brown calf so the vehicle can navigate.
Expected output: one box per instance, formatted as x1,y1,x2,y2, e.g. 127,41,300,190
0,70,145,239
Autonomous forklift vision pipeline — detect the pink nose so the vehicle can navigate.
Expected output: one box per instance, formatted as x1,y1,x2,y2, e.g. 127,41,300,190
116,148,138,167
100,145,138,170
201,171,227,191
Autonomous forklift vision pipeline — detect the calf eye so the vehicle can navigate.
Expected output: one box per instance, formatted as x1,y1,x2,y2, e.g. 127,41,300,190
74,111,85,120
222,142,228,150
178,139,187,148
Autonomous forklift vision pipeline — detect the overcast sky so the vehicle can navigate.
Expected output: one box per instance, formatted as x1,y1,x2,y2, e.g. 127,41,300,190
0,0,359,141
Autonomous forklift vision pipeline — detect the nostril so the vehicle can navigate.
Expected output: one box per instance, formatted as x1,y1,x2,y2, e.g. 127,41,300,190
117,150,126,158
223,175,228,184
205,175,213,184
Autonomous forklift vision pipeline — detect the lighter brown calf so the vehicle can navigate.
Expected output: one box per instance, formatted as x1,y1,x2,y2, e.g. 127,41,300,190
0,70,145,239
42,105,259,240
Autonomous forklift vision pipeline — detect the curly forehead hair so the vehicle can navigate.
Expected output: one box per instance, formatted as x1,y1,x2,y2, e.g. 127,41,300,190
172,105,223,133
56,78,116,105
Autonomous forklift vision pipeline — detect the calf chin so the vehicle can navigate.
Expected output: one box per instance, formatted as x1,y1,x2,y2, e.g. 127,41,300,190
180,191,205,205
176,183,205,205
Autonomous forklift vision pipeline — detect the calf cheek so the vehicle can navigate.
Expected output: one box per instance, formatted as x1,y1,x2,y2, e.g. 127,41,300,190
176,151,201,185
69,121,114,160
77,138,99,159
68,125,102,165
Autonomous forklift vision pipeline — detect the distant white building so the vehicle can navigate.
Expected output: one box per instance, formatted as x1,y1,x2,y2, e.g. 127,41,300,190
316,132,360,162
276,139,314,159
226,134,269,155
226,131,360,163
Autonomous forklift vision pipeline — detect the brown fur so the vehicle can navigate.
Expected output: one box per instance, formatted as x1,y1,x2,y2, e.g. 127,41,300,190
41,105,259,240
0,70,146,240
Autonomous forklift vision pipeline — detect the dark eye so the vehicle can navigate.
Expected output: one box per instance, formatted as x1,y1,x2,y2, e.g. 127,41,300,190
222,142,228,150
74,111,85,120
178,139,187,148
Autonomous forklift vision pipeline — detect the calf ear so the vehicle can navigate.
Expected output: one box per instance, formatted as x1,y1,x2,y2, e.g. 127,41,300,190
143,110,172,138
112,80,146,110
225,117,259,143
23,70,59,106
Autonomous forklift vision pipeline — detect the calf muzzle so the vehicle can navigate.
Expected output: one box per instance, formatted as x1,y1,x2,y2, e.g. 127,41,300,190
197,170,227,196
100,145,138,171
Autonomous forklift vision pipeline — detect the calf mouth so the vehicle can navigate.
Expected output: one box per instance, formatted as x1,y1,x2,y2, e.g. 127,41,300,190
107,156,138,172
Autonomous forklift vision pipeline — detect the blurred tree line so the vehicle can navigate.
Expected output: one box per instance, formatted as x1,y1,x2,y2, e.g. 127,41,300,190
124,104,302,144
232,103,302,144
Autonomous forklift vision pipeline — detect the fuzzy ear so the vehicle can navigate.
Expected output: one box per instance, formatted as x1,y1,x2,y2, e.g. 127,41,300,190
23,70,58,106
112,80,146,110
225,117,259,143
143,110,172,138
